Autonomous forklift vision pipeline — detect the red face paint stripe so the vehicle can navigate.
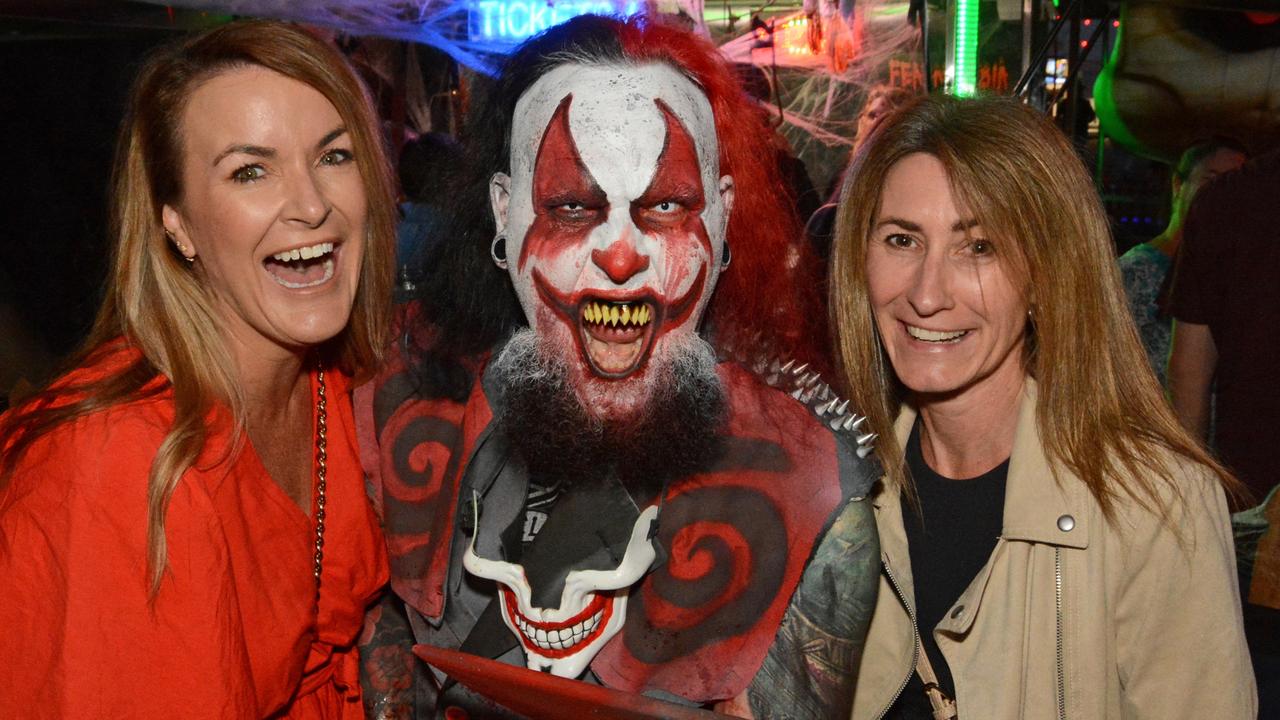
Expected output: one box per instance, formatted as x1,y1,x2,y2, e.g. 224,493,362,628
522,94,609,273
662,263,707,331
631,99,709,248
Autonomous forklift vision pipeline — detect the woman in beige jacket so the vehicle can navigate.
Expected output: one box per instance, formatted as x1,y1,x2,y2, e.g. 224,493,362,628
829,96,1256,719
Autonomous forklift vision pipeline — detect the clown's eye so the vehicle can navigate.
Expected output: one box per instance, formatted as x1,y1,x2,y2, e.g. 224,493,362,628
633,198,691,230
550,200,602,223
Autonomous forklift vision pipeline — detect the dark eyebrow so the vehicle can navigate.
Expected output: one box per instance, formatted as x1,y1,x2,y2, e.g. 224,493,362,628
875,216,922,232
315,126,347,151
213,144,274,166
873,216,982,233
210,126,346,167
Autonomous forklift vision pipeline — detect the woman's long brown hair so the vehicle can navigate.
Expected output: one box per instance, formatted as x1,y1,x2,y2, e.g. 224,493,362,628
0,20,397,594
829,95,1242,519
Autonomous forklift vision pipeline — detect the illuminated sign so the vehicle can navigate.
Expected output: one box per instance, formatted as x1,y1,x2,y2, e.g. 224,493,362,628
470,1,640,43
950,0,979,96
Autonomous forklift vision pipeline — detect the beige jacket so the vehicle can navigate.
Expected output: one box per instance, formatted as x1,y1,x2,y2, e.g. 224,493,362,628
851,380,1256,719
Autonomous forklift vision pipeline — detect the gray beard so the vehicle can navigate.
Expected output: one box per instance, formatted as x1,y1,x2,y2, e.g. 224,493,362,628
489,329,726,502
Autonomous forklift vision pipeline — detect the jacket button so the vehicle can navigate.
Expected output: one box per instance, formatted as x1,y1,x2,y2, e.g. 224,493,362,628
1057,514,1076,532
950,605,965,619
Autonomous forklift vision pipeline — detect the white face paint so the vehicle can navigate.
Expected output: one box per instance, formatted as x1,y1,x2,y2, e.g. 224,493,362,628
463,505,659,678
490,62,734,421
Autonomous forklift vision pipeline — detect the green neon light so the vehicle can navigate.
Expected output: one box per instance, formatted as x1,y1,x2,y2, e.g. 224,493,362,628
1092,16,1147,156
952,0,979,96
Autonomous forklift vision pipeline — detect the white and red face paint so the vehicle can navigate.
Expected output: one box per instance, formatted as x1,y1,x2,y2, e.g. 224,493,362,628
491,63,733,419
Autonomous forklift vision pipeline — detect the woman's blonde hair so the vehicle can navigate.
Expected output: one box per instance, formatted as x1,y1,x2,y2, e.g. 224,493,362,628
829,95,1240,517
0,20,397,593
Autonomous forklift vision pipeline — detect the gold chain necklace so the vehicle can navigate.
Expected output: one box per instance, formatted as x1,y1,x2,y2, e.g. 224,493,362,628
312,368,328,586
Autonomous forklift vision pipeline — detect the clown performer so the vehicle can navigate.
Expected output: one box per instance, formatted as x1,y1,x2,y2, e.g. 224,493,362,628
357,15,880,719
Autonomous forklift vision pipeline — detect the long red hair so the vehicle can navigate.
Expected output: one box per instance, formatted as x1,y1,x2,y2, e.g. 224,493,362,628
618,20,829,370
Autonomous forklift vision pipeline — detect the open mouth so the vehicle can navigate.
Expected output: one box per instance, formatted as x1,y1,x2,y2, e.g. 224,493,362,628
531,266,706,381
263,241,338,290
906,324,969,343
500,587,615,659
579,298,658,377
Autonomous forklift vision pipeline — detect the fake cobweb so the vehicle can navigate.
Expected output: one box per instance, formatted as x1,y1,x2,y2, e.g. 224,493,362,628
714,0,922,190
149,0,921,189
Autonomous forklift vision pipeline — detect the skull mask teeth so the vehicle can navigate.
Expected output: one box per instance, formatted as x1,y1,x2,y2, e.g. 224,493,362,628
463,505,660,677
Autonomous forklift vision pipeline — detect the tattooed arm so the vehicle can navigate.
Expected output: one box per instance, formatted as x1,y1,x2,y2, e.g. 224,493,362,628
360,593,418,720
745,497,880,719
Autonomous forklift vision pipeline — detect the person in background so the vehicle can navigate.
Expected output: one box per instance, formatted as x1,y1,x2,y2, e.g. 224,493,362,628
853,84,914,156
831,95,1254,719
1168,146,1279,504
395,131,463,297
1118,138,1245,385
807,84,915,264
0,20,396,717
1167,145,1280,716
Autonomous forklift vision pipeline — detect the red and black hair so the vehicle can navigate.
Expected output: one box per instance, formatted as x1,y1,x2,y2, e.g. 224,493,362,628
410,14,826,399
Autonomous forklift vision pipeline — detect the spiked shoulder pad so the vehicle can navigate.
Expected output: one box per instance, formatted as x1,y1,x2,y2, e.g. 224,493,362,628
745,355,878,459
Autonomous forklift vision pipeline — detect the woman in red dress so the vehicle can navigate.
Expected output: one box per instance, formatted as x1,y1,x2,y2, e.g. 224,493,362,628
0,20,396,718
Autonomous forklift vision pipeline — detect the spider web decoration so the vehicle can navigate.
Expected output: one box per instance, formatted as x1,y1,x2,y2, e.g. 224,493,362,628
148,0,920,189
717,0,921,192
150,0,647,74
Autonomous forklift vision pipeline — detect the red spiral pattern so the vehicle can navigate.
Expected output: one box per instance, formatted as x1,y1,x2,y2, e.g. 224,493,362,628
623,485,789,663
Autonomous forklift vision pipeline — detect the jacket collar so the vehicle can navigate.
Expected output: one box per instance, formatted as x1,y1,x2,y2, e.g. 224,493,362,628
1001,379,1091,549
875,378,1090,552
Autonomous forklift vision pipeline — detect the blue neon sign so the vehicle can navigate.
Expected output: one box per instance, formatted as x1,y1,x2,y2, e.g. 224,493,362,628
469,0,640,43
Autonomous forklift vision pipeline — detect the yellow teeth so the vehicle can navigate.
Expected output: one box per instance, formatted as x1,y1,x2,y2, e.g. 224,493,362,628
582,301,652,328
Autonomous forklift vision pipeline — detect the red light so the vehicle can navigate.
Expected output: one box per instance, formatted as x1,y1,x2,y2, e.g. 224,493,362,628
1080,40,1088,47
1083,18,1092,26
1112,20,1120,27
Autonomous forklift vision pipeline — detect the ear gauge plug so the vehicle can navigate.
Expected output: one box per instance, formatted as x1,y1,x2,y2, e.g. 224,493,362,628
491,233,509,269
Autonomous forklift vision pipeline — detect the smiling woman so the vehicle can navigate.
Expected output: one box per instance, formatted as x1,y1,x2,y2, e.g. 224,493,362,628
831,96,1255,719
0,20,396,718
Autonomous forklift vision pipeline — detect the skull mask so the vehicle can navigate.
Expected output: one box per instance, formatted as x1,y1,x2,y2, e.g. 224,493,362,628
463,505,659,677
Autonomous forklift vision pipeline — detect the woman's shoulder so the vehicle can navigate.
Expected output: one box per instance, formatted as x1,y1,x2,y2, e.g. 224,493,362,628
1102,445,1232,546
1120,445,1224,503
8,400,169,485
3,345,172,498
0,408,166,543
1117,242,1167,270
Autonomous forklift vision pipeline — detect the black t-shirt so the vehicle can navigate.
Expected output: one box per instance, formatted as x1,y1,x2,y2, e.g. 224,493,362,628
1169,150,1280,500
887,422,1008,719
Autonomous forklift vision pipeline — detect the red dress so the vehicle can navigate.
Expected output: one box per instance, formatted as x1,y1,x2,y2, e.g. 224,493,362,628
0,348,388,718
